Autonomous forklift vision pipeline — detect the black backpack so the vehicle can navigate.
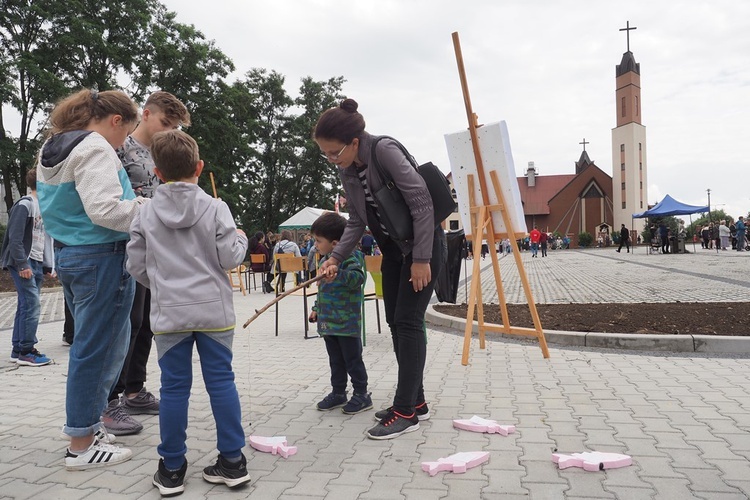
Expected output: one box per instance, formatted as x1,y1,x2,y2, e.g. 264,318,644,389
274,242,287,273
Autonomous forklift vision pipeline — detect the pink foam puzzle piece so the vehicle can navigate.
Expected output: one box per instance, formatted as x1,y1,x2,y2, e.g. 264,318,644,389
453,415,516,436
248,435,298,459
552,451,632,471
421,451,490,476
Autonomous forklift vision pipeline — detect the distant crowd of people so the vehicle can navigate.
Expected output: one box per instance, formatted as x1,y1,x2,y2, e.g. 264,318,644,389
465,230,570,260
696,217,747,251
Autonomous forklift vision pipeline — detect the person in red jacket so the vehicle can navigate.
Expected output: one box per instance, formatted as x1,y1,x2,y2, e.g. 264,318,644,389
529,227,541,258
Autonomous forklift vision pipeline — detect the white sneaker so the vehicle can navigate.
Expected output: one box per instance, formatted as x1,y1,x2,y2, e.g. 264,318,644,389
59,426,116,444
64,439,132,470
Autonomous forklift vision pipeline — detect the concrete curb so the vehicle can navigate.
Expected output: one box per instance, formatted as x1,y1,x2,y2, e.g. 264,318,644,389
426,303,750,354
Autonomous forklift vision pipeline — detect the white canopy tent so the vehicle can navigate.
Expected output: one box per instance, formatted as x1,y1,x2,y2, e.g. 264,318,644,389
278,207,348,231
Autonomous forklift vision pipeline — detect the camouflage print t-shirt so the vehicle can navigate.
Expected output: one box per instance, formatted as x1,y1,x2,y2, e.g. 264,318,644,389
117,135,160,198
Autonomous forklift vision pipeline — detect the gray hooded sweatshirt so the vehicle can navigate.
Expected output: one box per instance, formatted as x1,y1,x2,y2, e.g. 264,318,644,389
126,182,248,334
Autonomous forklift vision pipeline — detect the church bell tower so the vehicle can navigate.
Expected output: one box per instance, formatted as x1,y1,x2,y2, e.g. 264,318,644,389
612,21,648,235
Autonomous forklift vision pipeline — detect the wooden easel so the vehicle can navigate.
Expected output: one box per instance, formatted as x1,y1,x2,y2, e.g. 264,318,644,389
210,172,246,296
452,32,549,364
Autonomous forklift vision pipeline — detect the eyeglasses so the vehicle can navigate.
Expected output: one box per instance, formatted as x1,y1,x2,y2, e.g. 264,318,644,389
321,144,348,161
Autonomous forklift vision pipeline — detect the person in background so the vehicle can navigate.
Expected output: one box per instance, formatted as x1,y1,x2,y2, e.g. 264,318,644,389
273,230,301,291
37,88,145,469
248,231,273,293
659,223,670,254
62,296,74,346
1,168,54,366
529,226,541,257
540,231,548,257
616,224,630,253
718,220,730,250
360,230,375,256
735,216,746,251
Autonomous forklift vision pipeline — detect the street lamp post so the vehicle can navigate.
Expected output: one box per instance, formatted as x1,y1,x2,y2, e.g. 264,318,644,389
707,189,711,222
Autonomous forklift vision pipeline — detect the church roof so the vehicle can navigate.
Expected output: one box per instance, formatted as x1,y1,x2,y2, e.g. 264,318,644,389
576,150,594,173
517,174,576,215
616,51,640,76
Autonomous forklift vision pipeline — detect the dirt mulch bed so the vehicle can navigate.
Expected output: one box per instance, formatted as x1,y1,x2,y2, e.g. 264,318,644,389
434,302,750,336
0,269,60,294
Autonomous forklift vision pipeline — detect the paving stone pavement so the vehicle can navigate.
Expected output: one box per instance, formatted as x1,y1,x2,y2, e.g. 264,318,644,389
1,248,749,499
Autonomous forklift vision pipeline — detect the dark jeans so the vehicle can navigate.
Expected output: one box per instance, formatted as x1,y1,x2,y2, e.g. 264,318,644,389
63,296,74,344
380,228,446,415
324,335,368,394
109,281,153,401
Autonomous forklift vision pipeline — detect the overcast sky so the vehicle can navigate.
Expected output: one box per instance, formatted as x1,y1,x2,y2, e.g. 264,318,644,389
10,1,749,217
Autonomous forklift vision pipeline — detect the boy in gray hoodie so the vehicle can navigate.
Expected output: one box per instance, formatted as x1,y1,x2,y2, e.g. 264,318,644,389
126,130,249,496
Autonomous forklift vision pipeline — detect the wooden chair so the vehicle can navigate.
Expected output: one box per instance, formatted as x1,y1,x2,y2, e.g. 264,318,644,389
247,253,268,292
363,255,384,344
227,265,246,295
272,253,297,292
274,255,315,338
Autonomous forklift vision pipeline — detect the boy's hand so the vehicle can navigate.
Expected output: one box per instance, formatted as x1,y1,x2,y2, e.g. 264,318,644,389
309,311,317,323
18,268,32,279
321,263,338,283
320,257,339,274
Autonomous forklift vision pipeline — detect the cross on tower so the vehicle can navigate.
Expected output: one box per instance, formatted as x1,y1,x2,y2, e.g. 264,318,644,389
579,138,589,151
619,21,637,52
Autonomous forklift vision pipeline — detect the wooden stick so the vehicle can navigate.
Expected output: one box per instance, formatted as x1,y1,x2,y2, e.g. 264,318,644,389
243,274,326,328
209,172,218,198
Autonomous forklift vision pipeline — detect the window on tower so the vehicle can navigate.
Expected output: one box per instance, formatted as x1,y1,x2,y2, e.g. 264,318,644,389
622,202,626,209
620,144,625,152
621,182,626,190
636,96,639,116
621,97,626,117
621,163,625,171
639,162,642,170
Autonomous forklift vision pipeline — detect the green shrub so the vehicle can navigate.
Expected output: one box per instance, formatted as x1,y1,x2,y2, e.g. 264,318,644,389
578,231,593,248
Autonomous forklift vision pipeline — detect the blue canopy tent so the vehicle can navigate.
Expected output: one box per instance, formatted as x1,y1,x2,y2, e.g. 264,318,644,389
633,194,709,253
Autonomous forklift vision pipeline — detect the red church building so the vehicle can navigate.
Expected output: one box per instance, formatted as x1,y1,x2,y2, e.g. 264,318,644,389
517,150,614,247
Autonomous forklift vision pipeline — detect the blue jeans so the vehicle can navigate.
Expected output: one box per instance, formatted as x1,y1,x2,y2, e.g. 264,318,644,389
531,243,539,256
9,259,44,355
155,330,245,470
56,241,134,437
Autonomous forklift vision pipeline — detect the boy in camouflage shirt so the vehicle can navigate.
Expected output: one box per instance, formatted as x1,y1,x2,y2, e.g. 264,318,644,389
309,213,372,414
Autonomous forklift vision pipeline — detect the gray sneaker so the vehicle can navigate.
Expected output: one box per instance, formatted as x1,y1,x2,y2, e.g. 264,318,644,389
122,387,160,415
102,399,143,436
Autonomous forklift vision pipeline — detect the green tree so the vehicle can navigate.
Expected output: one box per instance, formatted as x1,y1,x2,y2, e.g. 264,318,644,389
47,0,158,92
289,76,346,212
231,72,346,233
0,0,66,209
0,0,159,209
687,209,731,237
